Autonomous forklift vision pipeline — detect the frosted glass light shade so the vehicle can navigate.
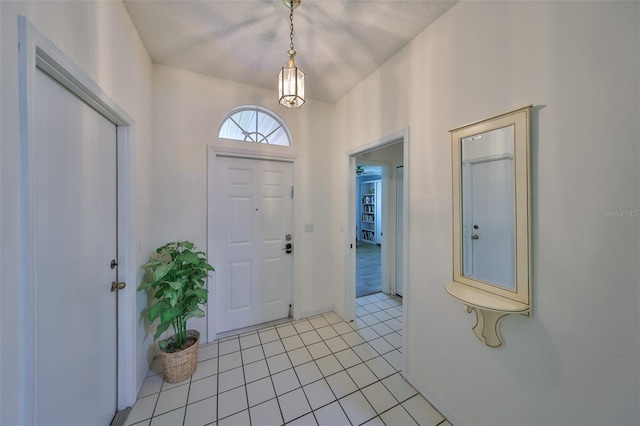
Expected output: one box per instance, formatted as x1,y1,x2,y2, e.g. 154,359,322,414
279,56,305,108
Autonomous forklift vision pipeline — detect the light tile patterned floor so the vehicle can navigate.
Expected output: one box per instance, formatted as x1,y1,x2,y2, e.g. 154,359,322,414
126,293,451,426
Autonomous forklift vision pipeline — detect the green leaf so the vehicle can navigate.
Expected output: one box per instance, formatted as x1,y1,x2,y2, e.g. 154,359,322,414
168,292,178,307
153,320,171,340
193,288,208,302
192,308,205,318
148,300,167,322
179,251,200,265
168,280,184,290
152,262,174,281
160,307,180,324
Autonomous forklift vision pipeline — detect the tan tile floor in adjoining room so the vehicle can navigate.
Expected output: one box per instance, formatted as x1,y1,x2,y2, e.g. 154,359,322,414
126,293,451,426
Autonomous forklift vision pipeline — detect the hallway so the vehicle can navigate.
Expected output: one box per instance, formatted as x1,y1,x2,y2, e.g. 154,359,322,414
126,293,448,425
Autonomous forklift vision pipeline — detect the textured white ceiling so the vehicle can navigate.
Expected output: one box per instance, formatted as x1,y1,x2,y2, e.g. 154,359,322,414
123,0,456,104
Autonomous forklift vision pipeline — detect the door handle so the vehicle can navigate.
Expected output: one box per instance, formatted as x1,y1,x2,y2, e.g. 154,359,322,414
471,235,479,240
282,243,293,254
111,281,126,292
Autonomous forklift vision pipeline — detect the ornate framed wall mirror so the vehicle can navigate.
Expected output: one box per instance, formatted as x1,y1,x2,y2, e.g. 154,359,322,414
445,105,532,347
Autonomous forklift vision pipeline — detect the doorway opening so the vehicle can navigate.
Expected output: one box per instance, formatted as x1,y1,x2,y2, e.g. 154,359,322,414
344,128,410,374
355,164,383,297
346,130,408,346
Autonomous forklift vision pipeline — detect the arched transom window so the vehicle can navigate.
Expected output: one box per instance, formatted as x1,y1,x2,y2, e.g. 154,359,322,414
218,106,291,146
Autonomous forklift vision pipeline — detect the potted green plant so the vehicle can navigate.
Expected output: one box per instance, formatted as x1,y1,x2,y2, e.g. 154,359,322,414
139,240,214,383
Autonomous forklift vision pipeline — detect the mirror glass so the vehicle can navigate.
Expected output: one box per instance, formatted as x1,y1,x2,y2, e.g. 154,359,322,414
460,126,515,290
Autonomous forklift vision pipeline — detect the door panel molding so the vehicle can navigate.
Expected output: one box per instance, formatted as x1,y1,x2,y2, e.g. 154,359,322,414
17,16,137,421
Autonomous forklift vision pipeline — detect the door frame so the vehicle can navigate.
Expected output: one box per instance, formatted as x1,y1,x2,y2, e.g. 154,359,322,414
206,143,301,342
393,164,404,297
18,16,137,420
345,128,410,375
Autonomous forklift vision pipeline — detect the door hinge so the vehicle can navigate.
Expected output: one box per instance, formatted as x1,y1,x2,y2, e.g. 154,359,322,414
291,186,294,199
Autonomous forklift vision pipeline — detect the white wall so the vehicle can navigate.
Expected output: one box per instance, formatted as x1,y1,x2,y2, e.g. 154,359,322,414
0,1,153,423
334,1,639,425
151,65,337,336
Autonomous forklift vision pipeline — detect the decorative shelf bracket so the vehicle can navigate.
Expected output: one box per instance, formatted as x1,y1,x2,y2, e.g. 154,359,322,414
465,305,510,348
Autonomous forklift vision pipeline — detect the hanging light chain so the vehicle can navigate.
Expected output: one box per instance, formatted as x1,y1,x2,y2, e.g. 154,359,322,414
289,2,295,52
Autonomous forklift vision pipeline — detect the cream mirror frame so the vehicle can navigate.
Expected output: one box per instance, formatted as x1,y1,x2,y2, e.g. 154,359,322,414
446,106,532,348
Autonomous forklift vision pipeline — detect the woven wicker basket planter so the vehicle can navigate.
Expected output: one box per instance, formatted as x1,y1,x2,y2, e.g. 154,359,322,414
160,330,200,383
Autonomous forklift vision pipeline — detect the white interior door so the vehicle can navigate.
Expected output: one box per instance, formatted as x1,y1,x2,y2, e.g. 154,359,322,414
213,156,294,333
34,68,118,424
395,166,404,296
466,158,515,289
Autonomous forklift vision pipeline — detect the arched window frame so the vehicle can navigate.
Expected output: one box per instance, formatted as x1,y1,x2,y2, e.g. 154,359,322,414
217,105,293,147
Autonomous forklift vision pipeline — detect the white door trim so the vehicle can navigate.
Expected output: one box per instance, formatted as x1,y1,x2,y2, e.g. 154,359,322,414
394,164,405,297
206,144,301,342
18,16,137,420
345,128,410,376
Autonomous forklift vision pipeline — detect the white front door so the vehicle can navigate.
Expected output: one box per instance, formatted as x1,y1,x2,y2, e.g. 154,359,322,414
213,156,294,333
34,68,118,424
465,158,515,289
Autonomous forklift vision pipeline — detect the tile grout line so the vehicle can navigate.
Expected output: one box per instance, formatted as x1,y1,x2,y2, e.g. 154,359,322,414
237,335,253,426
309,314,355,426
181,372,193,425
260,325,287,425
280,324,321,425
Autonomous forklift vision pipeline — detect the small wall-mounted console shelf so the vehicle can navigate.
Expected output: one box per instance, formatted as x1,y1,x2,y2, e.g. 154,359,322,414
445,281,529,347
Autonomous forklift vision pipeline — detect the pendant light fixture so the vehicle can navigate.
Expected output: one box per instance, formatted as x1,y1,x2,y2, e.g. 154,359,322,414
278,0,305,108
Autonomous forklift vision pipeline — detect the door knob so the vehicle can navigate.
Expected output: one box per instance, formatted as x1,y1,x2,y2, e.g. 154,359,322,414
111,281,126,292
282,243,293,254
471,235,479,240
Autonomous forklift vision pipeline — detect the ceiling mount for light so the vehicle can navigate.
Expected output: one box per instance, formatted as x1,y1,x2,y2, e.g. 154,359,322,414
278,0,305,108
282,0,300,10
